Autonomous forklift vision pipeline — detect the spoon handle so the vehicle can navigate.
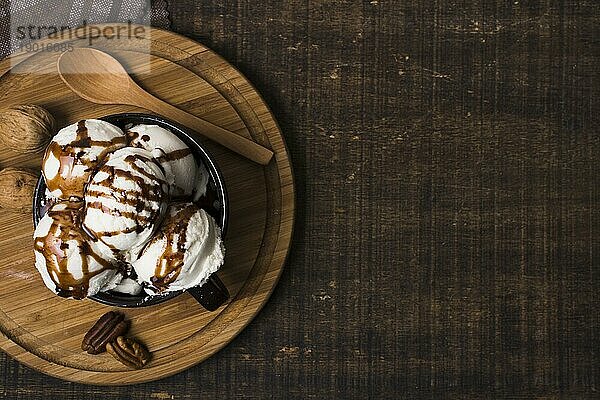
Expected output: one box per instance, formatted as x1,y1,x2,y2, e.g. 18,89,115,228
138,92,274,165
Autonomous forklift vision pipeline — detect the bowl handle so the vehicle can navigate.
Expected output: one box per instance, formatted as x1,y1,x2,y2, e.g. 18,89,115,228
187,274,229,311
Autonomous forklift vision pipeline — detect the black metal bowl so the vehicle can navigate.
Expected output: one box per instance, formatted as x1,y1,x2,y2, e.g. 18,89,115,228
33,113,229,309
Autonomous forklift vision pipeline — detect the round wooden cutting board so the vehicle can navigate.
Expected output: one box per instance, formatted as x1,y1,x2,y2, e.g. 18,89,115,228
0,25,294,385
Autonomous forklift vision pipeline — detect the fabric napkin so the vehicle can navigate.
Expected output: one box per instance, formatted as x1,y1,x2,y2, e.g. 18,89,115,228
0,0,170,59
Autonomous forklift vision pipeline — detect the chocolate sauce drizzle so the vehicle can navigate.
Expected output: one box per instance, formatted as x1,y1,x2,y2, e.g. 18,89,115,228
83,151,168,249
148,204,200,290
155,148,192,163
38,122,222,299
34,202,116,299
127,129,193,163
42,120,127,199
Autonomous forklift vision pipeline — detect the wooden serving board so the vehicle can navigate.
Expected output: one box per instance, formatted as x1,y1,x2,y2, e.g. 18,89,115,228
0,25,294,385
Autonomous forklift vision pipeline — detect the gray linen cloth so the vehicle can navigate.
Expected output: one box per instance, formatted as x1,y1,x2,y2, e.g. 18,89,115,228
0,0,170,59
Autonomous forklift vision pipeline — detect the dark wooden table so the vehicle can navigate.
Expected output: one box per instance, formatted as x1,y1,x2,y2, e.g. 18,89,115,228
1,1,599,399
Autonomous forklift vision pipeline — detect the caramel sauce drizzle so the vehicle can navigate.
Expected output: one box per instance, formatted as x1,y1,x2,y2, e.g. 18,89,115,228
34,202,116,299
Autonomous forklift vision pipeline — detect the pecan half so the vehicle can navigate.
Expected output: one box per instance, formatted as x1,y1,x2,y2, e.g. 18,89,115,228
106,336,152,369
82,311,130,355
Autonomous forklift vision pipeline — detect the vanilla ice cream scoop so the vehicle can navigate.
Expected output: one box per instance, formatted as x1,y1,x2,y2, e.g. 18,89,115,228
127,124,209,200
82,147,169,261
111,277,144,296
33,201,122,299
42,119,127,199
133,203,225,294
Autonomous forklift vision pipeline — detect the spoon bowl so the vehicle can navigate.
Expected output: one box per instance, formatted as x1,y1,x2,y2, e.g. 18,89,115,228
58,49,133,104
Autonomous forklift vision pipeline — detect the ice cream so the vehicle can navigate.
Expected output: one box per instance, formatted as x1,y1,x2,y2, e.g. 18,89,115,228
82,147,169,261
111,277,144,296
127,124,209,200
133,203,225,294
34,117,226,302
33,201,122,299
42,119,127,199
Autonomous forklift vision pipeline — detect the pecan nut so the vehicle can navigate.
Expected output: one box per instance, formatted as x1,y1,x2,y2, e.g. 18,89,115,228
82,311,129,355
106,336,152,369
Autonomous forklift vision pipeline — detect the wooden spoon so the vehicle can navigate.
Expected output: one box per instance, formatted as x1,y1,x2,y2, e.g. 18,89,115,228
57,48,273,165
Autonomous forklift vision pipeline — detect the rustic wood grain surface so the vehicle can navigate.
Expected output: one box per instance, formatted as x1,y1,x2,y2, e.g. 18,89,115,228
1,0,599,398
